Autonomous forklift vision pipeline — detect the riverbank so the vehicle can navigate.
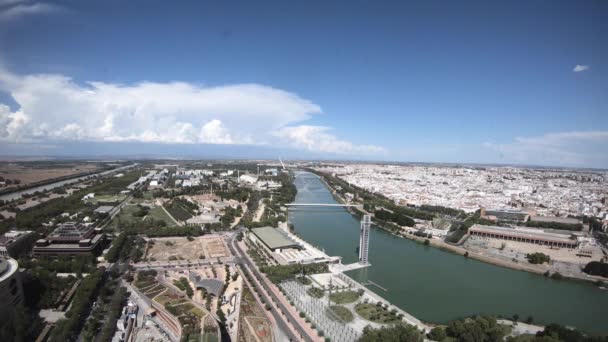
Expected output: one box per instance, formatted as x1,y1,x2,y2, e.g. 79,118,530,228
0,163,138,203
291,171,608,334
309,170,606,286
0,166,109,197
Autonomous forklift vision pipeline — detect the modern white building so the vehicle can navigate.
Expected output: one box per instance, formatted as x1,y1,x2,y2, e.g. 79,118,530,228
239,174,257,185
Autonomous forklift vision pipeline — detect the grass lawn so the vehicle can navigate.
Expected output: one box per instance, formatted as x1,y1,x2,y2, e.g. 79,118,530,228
111,204,141,227
86,194,126,204
189,307,205,318
154,293,176,306
203,332,219,342
146,206,173,223
296,276,312,285
134,278,155,289
355,302,402,324
146,287,166,298
111,204,173,229
329,290,360,304
327,305,354,323
307,287,324,298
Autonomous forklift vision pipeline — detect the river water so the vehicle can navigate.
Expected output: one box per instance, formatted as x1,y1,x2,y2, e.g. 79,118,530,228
0,163,137,202
289,172,608,334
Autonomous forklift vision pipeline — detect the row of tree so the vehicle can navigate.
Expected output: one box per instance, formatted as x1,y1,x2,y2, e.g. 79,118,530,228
526,220,583,231
260,262,329,283
361,316,608,342
49,267,106,341
375,208,416,227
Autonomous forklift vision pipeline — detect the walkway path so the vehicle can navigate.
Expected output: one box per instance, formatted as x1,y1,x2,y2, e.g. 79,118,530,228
156,199,182,226
254,199,265,222
230,232,320,341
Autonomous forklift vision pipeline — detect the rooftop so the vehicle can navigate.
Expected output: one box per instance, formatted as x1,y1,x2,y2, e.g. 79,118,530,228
530,216,582,225
189,275,224,296
94,205,114,214
470,224,577,244
48,222,95,241
251,227,302,251
0,230,33,246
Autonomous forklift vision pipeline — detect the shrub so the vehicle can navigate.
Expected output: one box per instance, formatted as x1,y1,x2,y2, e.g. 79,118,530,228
583,261,608,278
427,327,446,341
526,252,551,264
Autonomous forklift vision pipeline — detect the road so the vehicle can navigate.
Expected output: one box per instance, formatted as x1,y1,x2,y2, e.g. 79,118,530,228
228,229,314,342
130,256,236,269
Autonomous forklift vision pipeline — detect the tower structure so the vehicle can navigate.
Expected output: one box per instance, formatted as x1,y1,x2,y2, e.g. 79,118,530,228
359,214,371,265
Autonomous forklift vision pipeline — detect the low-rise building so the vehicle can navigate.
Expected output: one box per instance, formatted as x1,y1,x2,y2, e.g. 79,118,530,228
0,230,35,258
33,222,105,257
94,205,114,215
481,208,530,222
249,226,303,253
529,215,582,225
469,224,578,248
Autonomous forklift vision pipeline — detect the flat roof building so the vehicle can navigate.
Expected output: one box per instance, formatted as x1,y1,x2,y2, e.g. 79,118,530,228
189,274,224,297
481,208,530,222
249,227,302,252
33,222,105,257
94,205,114,215
469,224,578,248
529,216,582,225
0,230,35,258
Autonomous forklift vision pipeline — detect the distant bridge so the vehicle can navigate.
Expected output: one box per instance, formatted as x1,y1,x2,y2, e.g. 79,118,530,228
285,203,362,208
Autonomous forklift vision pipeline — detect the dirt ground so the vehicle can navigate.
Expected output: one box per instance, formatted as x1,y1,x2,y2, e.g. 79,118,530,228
145,237,207,261
0,163,99,187
203,235,230,258
466,235,603,264
145,235,230,261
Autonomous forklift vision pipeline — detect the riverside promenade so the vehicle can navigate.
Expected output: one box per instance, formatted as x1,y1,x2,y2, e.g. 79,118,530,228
278,223,429,334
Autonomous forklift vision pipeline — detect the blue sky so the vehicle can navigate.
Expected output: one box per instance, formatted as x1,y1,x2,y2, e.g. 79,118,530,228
0,0,606,167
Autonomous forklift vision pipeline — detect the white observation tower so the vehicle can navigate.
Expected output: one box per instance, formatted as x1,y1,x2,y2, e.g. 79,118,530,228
359,214,371,265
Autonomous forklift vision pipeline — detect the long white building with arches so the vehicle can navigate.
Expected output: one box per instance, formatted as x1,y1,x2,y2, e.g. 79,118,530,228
469,224,578,248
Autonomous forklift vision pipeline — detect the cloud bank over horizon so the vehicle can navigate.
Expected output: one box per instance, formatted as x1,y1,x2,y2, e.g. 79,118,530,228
0,68,385,156
483,131,608,168
0,69,605,168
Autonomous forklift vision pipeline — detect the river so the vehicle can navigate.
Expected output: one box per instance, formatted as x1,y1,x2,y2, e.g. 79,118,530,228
289,171,608,334
0,163,138,202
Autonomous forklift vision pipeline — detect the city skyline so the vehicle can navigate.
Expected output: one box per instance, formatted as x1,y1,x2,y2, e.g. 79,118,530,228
0,0,607,168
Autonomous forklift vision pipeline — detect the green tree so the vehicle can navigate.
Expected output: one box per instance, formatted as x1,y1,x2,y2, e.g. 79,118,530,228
428,327,447,341
359,323,424,342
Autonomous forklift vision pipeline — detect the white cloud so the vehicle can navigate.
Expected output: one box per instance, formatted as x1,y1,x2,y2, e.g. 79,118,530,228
0,0,29,6
0,2,62,22
0,68,385,155
274,125,385,155
572,64,590,72
484,131,608,167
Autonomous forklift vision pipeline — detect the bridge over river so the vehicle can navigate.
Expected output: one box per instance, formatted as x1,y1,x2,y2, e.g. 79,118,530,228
290,171,608,334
